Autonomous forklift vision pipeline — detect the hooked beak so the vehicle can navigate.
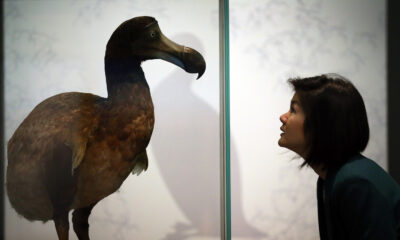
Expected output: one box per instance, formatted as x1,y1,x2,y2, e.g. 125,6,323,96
181,46,206,79
150,32,206,79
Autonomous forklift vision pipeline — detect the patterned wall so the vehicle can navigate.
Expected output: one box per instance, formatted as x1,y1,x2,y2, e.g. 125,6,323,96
4,0,386,240
4,1,220,240
230,0,386,239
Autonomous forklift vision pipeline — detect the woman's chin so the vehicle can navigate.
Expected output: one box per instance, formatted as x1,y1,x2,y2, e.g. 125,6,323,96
278,138,285,147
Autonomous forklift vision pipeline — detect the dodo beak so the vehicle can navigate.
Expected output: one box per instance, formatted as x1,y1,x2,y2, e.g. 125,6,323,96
181,45,206,80
153,32,206,79
138,22,206,79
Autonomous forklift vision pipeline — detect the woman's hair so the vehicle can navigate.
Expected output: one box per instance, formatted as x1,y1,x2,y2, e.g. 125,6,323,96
288,73,369,170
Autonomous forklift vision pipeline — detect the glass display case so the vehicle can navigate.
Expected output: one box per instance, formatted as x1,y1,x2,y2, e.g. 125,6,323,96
4,1,222,240
3,1,388,240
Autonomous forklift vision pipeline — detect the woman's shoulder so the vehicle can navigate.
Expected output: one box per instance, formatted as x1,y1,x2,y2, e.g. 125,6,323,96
330,154,400,201
335,154,384,180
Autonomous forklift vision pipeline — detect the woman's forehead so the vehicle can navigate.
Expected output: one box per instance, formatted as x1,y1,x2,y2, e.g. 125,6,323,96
291,92,301,103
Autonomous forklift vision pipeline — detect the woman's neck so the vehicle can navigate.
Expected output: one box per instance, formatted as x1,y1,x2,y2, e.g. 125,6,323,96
311,164,327,180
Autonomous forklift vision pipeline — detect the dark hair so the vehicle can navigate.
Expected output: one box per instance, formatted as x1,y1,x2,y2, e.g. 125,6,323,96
288,73,369,170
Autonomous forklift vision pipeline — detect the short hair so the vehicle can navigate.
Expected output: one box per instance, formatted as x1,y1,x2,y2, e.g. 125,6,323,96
288,73,369,170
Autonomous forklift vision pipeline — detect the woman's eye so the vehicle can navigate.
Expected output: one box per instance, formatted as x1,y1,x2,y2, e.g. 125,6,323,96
290,107,295,113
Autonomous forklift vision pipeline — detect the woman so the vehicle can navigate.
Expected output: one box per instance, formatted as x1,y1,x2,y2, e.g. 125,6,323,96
278,73,400,239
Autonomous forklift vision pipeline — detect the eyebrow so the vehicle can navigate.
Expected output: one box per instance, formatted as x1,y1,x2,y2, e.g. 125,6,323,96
290,100,300,106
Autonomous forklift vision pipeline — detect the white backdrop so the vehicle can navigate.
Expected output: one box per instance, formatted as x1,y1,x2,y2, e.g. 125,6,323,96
4,1,220,240
4,0,387,240
230,0,386,240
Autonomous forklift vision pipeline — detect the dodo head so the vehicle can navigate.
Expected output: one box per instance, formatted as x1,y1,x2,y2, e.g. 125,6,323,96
105,16,205,79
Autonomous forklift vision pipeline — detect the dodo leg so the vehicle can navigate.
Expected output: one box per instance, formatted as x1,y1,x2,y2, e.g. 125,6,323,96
45,143,77,240
72,202,97,240
54,212,70,240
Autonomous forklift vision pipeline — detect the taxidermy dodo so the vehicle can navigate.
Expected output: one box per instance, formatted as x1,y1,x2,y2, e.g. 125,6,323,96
6,16,205,240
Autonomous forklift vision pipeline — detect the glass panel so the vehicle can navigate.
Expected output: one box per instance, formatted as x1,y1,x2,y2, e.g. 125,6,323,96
4,1,221,240
230,0,386,239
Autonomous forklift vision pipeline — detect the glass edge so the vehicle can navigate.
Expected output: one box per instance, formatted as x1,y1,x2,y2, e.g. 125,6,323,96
219,0,230,239
1,0,5,238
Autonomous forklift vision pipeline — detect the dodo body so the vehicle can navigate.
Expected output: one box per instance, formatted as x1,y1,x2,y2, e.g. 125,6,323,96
7,85,153,220
6,16,205,240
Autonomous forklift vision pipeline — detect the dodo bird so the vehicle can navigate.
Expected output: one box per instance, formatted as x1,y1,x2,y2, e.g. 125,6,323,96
6,16,205,240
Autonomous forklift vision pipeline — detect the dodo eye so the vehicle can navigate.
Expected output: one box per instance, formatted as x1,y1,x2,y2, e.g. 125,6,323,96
150,31,156,38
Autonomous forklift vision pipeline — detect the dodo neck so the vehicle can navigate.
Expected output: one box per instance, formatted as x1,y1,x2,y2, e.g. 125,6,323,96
104,57,149,99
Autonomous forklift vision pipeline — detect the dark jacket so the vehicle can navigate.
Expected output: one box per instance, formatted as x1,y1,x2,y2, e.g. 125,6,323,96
317,154,400,240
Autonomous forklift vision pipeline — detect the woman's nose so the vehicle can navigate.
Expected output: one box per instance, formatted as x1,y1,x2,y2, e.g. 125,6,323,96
280,112,288,123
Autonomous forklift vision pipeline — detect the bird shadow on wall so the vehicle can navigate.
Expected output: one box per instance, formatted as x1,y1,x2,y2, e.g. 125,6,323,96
150,33,266,240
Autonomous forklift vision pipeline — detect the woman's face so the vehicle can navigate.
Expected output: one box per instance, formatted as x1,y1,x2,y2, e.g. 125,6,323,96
278,92,308,158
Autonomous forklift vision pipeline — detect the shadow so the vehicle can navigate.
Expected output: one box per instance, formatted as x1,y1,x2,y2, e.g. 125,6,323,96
150,33,266,239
